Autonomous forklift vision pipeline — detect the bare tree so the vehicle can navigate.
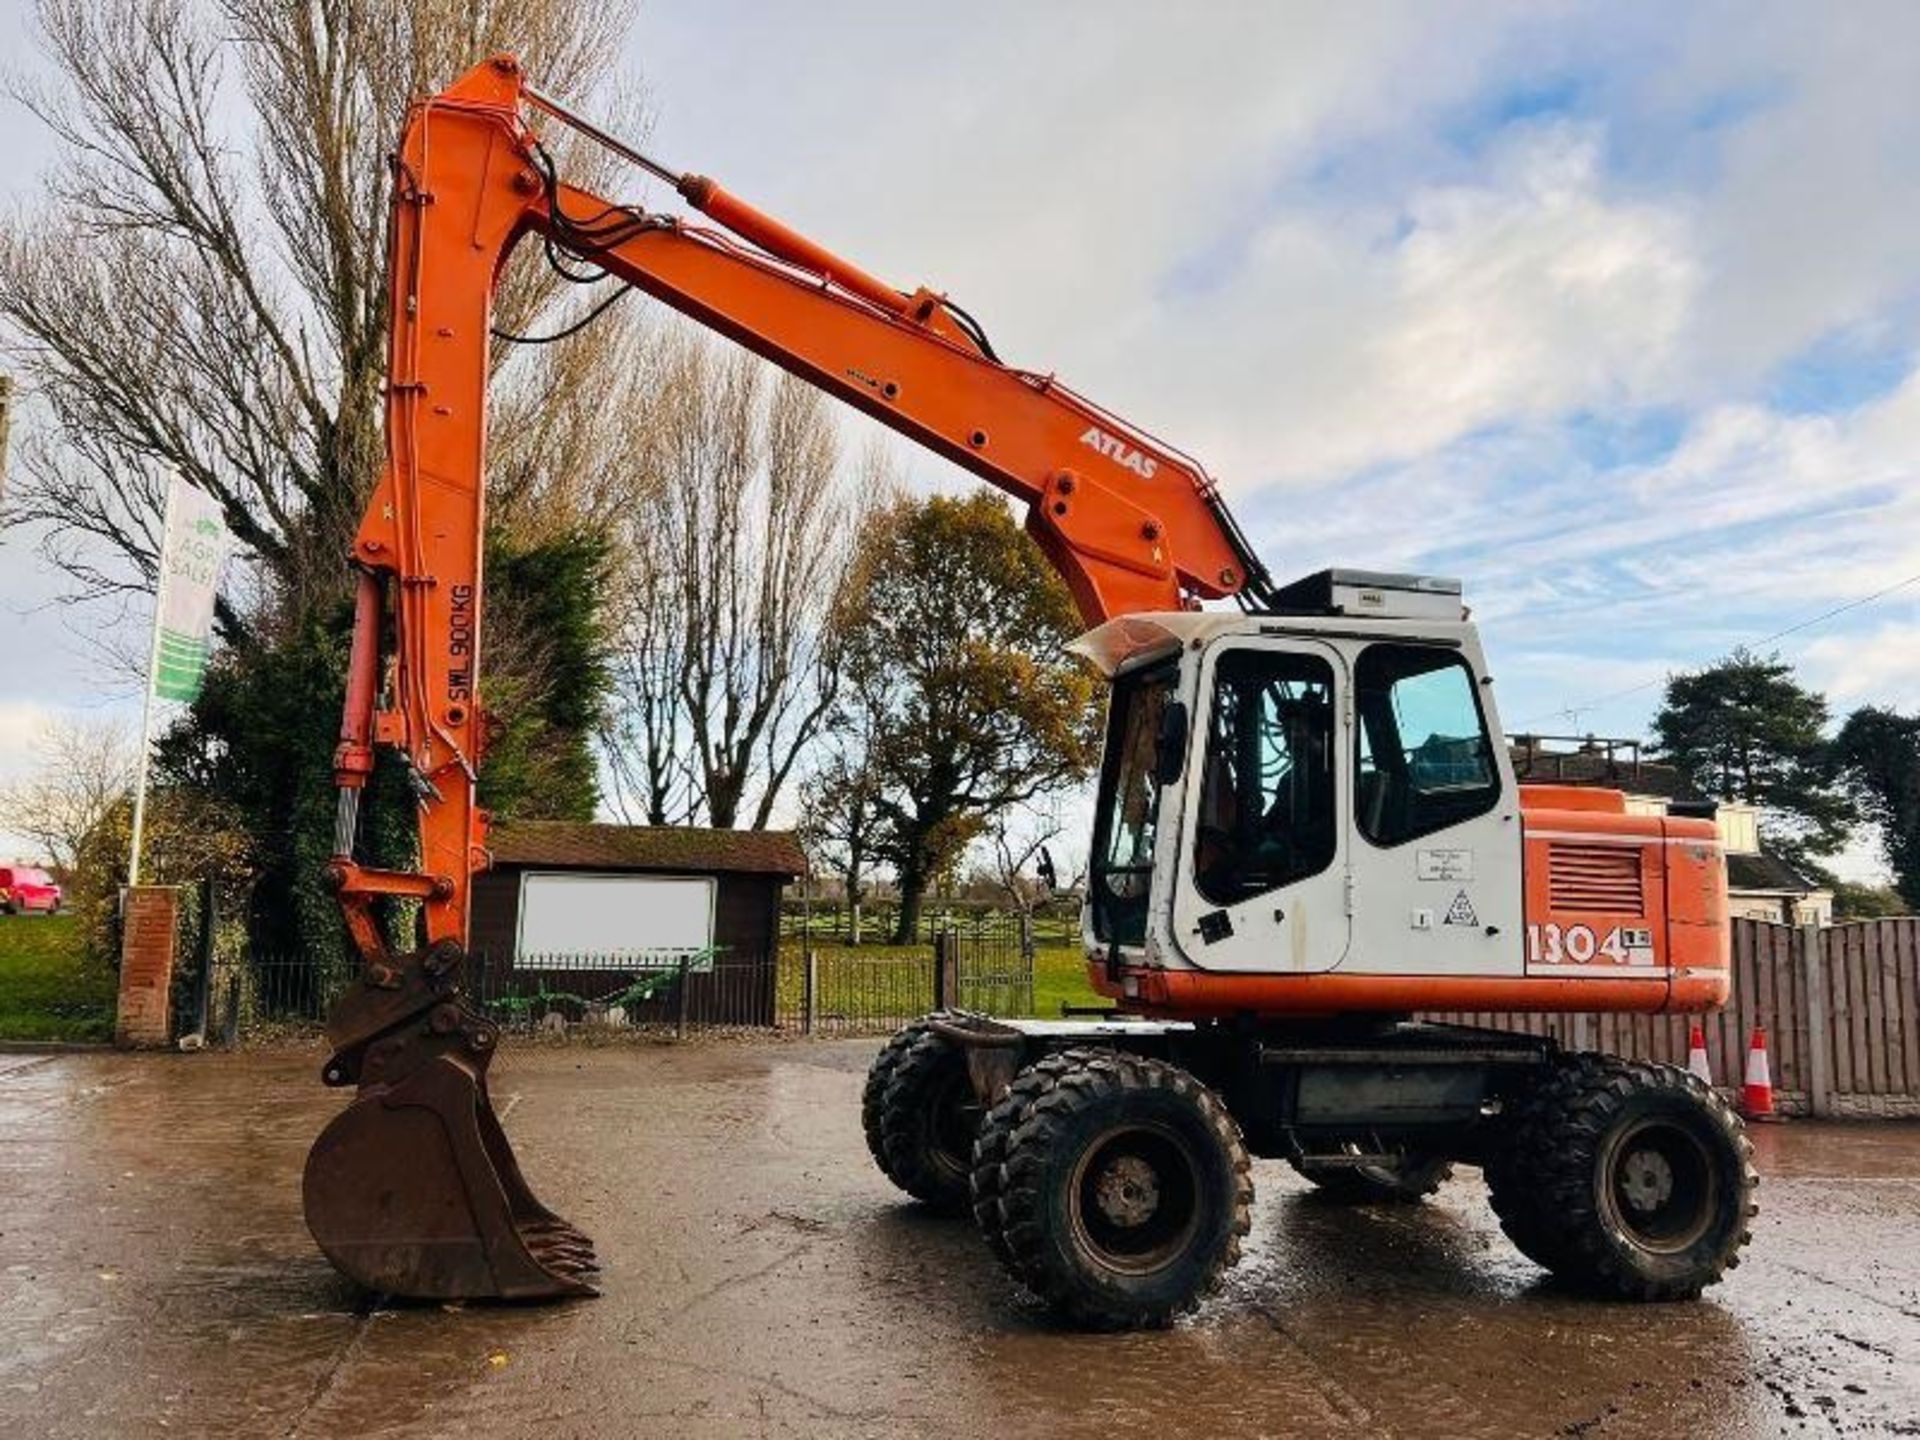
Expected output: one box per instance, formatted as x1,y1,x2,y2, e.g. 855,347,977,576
0,715,137,872
601,543,703,826
601,329,873,829
0,0,645,627
984,806,1066,918
797,719,885,943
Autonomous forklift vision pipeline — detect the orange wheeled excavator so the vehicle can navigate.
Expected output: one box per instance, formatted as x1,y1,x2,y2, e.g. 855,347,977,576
305,55,1755,1324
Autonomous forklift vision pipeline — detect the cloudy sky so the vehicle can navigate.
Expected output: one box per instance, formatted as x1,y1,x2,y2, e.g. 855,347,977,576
4,2,1920,869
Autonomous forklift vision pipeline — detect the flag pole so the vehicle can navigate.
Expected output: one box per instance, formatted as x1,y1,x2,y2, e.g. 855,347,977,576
127,475,178,888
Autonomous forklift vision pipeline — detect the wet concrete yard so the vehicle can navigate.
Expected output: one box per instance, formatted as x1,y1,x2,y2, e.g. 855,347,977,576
2,1042,1917,1438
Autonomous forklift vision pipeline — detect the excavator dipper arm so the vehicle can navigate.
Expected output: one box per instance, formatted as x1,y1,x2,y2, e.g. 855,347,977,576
304,54,1270,1301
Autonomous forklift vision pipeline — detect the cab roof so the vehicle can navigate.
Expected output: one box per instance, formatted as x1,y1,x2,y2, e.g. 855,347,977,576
1067,569,1470,678
1067,607,1483,679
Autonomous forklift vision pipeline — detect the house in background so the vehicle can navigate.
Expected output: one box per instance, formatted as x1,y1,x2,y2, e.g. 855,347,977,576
1510,735,1834,926
472,820,808,960
469,821,808,1026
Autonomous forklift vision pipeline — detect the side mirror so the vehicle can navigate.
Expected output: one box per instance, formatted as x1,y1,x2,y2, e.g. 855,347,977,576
1153,700,1189,786
1035,846,1059,895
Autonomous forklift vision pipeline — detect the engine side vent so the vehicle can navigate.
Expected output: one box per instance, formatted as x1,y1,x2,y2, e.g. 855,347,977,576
1548,843,1645,913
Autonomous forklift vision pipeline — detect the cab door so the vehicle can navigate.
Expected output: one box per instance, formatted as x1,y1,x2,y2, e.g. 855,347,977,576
1344,640,1523,977
1170,638,1352,974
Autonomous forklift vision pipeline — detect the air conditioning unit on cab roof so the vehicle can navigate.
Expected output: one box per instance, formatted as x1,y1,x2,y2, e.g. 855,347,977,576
1269,568,1466,621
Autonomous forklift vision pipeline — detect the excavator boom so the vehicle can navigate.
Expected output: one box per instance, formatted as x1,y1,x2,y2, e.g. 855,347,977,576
305,55,1275,1301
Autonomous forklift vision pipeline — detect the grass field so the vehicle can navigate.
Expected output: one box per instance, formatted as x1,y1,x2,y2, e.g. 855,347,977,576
774,941,1104,1024
0,914,117,1043
1031,945,1106,1016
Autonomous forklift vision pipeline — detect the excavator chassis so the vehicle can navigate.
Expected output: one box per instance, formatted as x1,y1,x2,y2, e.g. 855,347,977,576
865,1012,1757,1329
927,1012,1558,1162
302,944,597,1301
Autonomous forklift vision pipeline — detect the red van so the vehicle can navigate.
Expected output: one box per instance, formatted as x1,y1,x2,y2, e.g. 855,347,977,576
0,865,63,915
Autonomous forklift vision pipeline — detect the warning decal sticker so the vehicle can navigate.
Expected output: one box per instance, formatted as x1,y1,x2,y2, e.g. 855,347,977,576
1416,848,1474,881
1443,890,1479,927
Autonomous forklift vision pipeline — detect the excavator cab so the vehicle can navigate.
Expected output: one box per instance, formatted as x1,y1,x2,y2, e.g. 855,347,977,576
1079,570,1523,995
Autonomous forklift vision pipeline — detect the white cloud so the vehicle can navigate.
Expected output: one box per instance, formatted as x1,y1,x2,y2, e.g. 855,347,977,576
1378,128,1694,438
1124,122,1699,488
1800,621,1920,713
0,701,70,860
0,701,58,782
630,3,1920,497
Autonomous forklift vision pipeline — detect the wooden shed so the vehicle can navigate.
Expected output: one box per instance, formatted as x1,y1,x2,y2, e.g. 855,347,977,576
470,821,807,1026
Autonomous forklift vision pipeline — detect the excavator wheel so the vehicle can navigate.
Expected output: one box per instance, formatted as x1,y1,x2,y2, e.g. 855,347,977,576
984,1049,1251,1330
303,966,598,1302
1484,1078,1582,1273
1290,1148,1453,1204
863,1013,983,1212
971,1049,1099,1268
1489,1054,1756,1301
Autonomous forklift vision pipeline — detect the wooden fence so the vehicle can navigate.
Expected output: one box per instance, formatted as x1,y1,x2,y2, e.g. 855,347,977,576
1431,917,1920,1118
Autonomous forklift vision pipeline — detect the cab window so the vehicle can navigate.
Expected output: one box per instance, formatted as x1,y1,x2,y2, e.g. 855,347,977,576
1090,663,1175,945
1193,649,1337,905
1355,645,1499,847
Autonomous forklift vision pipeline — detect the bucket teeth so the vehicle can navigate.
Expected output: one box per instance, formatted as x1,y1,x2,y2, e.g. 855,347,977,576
533,1250,600,1283
522,1220,597,1263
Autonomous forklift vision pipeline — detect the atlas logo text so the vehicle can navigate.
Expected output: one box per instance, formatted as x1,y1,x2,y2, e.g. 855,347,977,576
1079,427,1157,478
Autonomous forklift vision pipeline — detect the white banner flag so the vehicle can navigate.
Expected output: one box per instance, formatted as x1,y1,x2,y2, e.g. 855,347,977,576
152,477,228,702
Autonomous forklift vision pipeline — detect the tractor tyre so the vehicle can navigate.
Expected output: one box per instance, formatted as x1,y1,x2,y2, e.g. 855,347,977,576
1291,1150,1453,1203
1498,1054,1756,1300
861,1013,980,1212
991,1050,1252,1329
971,1050,1094,1268
1484,1076,1580,1273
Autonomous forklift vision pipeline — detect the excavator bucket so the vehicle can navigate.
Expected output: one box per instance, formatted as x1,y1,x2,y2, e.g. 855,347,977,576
302,948,597,1300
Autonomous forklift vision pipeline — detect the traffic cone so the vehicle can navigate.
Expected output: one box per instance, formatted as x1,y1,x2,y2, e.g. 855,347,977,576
1741,1025,1778,1121
1686,1022,1712,1085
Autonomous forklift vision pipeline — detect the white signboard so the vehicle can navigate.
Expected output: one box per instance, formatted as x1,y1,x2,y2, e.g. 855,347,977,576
515,872,715,966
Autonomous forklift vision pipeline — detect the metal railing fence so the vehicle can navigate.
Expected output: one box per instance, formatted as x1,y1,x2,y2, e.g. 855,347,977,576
205,927,1035,1043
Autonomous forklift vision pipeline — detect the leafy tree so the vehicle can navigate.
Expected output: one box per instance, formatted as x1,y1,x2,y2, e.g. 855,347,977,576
828,493,1101,944
1830,880,1909,921
1652,648,1858,866
151,528,607,960
1832,706,1920,910
154,607,380,959
68,787,252,966
479,528,611,822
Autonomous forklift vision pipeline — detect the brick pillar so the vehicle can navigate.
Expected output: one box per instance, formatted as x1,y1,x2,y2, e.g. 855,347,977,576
116,886,180,1048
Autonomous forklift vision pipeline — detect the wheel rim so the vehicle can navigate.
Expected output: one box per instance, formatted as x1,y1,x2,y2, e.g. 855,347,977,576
926,1070,981,1182
1599,1116,1717,1253
1068,1122,1203,1275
